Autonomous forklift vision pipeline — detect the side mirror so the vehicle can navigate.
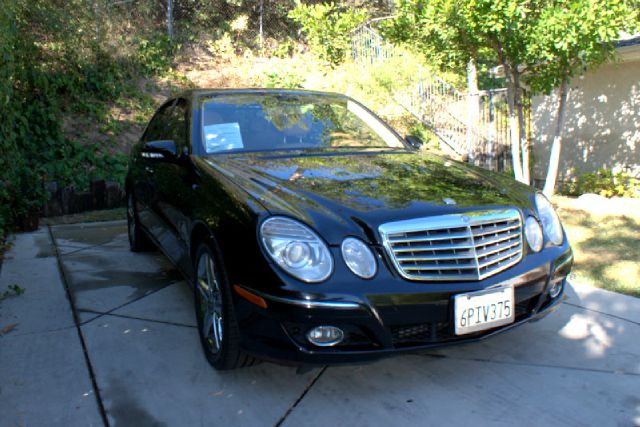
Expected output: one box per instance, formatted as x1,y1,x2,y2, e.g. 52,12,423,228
405,135,424,150
142,140,177,161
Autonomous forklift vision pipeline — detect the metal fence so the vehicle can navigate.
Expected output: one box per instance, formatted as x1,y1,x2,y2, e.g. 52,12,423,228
475,89,514,171
395,71,514,171
350,25,395,64
350,25,514,171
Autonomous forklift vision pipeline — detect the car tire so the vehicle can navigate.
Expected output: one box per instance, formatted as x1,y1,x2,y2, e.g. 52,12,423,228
193,242,257,370
127,192,154,252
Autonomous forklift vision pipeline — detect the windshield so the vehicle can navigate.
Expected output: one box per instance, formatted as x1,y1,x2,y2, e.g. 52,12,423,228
200,93,405,154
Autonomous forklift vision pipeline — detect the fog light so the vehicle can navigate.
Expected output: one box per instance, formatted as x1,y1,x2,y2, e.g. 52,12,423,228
549,279,563,299
306,326,344,347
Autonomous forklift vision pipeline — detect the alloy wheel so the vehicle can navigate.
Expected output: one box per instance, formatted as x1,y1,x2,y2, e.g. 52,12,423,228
196,252,224,354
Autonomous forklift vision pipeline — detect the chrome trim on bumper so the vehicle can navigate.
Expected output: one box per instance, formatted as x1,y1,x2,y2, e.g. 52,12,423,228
250,289,362,310
554,253,574,271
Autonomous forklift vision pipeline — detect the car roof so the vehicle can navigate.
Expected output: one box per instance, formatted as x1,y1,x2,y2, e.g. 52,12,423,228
177,88,350,101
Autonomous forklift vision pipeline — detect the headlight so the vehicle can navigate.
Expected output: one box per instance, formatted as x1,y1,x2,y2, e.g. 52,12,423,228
341,237,377,279
260,217,333,283
535,193,564,246
524,216,543,252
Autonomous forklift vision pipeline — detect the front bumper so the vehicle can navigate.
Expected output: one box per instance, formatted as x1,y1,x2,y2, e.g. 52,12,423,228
233,248,573,366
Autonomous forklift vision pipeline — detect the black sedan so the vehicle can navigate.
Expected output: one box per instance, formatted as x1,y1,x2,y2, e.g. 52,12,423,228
126,89,573,370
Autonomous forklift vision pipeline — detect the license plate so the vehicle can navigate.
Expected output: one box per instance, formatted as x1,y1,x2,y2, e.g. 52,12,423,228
454,286,515,335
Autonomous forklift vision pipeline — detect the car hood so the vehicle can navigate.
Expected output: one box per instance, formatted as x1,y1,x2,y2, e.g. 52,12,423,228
202,149,534,244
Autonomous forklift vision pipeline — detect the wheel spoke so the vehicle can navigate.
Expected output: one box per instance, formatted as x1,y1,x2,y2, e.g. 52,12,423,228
127,196,136,243
212,311,223,350
127,195,135,219
202,307,214,341
206,258,215,288
204,256,211,289
196,279,209,299
197,257,210,294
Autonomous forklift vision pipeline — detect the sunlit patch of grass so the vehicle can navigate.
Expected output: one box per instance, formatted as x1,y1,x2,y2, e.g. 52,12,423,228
554,197,640,298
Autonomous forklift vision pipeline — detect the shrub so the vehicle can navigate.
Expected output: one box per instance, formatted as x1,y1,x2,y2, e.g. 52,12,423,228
562,169,640,198
264,71,305,89
0,1,46,234
0,0,174,237
288,2,367,66
206,33,237,59
136,35,177,75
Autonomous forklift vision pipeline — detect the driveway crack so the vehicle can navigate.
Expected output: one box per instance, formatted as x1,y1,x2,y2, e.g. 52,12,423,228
421,353,640,377
58,242,113,257
0,324,78,338
76,281,177,326
48,225,111,427
564,301,640,326
78,310,196,328
274,366,327,427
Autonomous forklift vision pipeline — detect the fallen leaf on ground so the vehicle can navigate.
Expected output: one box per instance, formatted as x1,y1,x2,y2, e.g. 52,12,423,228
1,323,18,335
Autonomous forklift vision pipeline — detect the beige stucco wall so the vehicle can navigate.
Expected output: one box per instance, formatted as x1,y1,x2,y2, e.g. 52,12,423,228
531,59,640,181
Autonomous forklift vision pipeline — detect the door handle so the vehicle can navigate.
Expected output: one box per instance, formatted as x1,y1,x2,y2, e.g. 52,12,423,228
145,166,155,174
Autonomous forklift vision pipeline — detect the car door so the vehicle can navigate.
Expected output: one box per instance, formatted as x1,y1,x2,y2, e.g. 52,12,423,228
152,98,197,271
132,100,175,234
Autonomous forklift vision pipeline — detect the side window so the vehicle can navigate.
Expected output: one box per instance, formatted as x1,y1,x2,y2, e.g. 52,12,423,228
142,101,173,142
165,98,188,151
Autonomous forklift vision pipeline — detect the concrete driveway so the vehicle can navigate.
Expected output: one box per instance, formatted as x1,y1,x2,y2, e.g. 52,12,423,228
1,220,639,427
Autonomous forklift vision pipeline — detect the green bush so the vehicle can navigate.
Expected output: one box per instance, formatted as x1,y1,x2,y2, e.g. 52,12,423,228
136,35,177,75
264,71,305,89
562,168,640,198
0,0,176,238
288,2,367,66
0,1,43,235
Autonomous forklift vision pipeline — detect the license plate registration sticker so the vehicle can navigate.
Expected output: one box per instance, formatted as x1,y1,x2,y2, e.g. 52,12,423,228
454,285,515,335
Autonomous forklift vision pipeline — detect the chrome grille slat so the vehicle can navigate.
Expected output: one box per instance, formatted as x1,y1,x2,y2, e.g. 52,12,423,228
379,209,523,281
475,239,520,258
473,229,519,244
471,223,520,237
388,231,472,243
402,262,479,270
391,243,475,252
395,252,476,262
474,236,519,250
403,272,481,281
477,246,521,269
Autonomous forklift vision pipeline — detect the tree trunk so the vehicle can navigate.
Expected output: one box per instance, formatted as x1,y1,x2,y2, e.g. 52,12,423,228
543,79,570,197
466,59,480,165
167,0,174,39
488,91,497,170
515,78,530,184
94,0,101,42
259,0,264,51
502,62,525,183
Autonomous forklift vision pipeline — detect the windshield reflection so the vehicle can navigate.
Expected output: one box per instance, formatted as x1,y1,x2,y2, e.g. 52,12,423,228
200,94,405,154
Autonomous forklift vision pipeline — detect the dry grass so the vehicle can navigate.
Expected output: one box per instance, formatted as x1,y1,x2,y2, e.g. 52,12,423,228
553,196,640,297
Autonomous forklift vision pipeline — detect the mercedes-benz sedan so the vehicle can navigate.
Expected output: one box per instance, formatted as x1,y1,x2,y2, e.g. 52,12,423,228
126,89,573,370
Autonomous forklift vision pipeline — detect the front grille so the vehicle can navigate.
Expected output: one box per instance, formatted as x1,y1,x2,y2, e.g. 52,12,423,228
379,209,523,281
